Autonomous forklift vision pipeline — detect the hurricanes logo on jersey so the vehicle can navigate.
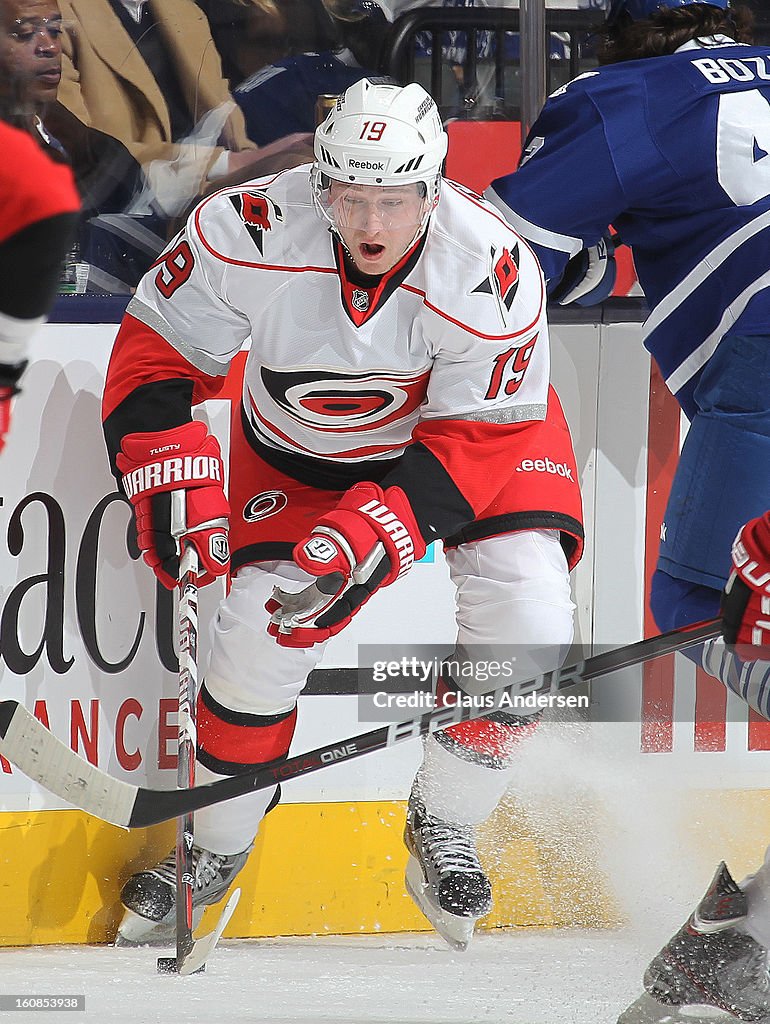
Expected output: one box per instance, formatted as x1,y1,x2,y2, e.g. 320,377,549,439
243,490,288,523
472,244,520,323
230,191,283,256
256,367,430,433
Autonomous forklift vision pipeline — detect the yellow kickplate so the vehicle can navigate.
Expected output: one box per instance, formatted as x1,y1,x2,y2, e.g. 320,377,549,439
4,790,716,946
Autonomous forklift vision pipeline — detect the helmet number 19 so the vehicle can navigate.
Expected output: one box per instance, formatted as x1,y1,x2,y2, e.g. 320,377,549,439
359,121,387,142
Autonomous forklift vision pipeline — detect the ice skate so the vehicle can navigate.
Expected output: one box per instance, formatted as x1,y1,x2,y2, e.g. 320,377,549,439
116,844,251,946
617,991,740,1024
638,863,770,1023
403,790,492,952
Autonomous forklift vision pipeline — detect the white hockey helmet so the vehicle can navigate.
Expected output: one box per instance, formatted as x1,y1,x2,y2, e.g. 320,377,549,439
311,79,448,237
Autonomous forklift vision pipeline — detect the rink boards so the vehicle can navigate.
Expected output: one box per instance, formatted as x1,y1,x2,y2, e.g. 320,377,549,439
1,307,769,944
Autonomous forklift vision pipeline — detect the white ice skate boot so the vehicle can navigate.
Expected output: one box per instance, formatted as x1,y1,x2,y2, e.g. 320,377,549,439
621,863,770,1023
116,844,251,946
404,789,492,952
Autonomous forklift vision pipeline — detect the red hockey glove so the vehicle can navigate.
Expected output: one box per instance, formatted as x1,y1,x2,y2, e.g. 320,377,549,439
721,512,770,648
0,360,27,456
116,421,230,590
267,482,426,648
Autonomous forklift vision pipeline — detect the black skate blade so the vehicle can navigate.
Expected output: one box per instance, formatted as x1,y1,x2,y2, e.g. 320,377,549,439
617,992,737,1024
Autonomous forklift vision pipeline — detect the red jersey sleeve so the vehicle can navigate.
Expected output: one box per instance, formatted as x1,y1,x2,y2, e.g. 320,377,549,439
0,122,79,244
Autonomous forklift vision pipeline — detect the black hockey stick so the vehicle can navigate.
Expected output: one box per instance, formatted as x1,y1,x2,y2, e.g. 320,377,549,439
0,616,720,830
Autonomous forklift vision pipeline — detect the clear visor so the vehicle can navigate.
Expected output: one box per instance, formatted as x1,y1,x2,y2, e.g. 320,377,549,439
319,179,429,235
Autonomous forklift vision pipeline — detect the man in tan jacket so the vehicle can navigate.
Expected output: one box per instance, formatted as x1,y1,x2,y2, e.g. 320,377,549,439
51,0,308,216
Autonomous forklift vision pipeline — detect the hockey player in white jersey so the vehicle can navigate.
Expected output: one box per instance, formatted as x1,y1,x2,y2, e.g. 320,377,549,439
102,80,583,951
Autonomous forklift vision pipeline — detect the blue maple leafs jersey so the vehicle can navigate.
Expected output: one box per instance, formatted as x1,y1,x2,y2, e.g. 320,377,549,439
234,53,387,146
487,39,770,417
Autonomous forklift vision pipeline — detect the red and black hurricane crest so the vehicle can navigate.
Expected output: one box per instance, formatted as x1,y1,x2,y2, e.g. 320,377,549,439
243,489,288,523
493,245,520,309
230,190,284,256
472,243,520,314
258,366,429,434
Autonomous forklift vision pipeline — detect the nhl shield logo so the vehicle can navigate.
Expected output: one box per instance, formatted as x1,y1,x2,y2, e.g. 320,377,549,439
351,289,370,312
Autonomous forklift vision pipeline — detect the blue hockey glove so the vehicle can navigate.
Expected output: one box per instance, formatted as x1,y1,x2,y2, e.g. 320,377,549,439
549,234,616,307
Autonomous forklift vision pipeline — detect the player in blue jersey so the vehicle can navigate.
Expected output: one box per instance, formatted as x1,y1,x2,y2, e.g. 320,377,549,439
487,0,770,1020
487,0,766,638
233,0,392,146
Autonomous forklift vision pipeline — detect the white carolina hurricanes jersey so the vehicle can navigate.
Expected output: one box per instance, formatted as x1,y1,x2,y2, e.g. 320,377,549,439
124,164,549,464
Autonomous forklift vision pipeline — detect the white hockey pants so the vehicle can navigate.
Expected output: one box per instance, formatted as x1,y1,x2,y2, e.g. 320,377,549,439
194,528,574,854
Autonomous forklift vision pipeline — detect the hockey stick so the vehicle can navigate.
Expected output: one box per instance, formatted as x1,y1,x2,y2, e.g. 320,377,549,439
0,617,720,830
155,539,240,977
158,542,199,973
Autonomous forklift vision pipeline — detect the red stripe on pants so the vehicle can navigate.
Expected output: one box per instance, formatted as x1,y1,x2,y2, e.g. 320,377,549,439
436,676,539,759
197,696,297,766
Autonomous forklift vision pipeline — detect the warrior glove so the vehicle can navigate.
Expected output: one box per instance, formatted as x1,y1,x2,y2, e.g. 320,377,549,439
267,481,426,648
117,420,230,589
722,512,770,649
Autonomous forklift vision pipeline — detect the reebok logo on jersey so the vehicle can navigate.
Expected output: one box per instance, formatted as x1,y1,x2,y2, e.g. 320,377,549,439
515,457,574,481
358,499,415,577
122,456,222,498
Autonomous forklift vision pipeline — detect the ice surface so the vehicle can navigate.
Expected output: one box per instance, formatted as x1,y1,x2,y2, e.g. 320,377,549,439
0,718,744,1024
0,928,654,1024
0,703,758,1024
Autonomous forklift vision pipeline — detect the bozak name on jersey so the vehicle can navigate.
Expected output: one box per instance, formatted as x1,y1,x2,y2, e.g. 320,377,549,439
488,38,770,418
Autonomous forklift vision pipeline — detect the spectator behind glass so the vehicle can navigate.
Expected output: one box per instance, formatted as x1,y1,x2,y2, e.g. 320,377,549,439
1,0,150,214
0,0,149,297
197,0,295,88
50,0,309,220
0,0,62,136
379,0,579,117
219,0,393,146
